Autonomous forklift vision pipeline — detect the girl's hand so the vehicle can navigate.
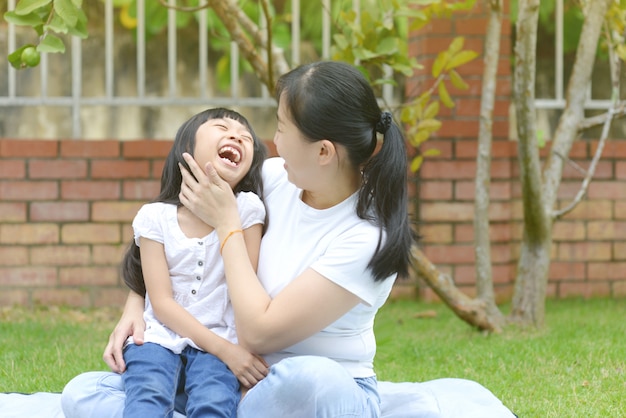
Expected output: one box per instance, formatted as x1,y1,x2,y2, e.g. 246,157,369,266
179,152,241,233
221,344,269,389
103,292,146,373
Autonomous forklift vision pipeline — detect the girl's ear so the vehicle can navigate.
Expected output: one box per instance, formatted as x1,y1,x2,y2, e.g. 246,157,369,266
317,139,337,166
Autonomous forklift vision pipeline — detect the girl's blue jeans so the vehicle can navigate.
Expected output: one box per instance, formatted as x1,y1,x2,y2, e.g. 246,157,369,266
122,342,238,418
61,355,381,418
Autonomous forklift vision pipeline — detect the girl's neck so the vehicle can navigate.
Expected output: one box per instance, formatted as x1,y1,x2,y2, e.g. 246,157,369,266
177,205,214,238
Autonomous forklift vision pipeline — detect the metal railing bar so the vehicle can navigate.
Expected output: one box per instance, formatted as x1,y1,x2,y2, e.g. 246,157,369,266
168,0,177,97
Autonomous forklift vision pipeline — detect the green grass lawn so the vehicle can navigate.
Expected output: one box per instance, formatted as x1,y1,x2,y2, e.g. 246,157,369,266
1,298,624,417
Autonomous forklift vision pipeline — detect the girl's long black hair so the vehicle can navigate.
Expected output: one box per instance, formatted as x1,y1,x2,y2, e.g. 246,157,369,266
276,61,415,281
122,108,267,296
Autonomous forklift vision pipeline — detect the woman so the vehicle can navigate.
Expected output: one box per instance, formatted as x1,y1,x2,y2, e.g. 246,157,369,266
61,61,515,418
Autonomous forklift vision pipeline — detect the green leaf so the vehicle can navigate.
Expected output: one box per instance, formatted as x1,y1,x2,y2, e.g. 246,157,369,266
15,0,52,15
54,0,78,26
45,14,70,34
423,101,440,120
438,82,455,108
432,51,449,77
447,36,464,55
417,118,442,132
449,69,469,90
37,34,65,53
7,45,30,69
410,155,424,172
3,10,45,26
445,50,479,71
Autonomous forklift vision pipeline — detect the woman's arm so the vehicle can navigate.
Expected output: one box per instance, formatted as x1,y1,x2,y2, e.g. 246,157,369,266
180,153,361,354
103,290,146,373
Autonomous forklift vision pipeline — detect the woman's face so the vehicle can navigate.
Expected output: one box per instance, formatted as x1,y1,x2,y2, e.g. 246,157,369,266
194,117,255,189
273,98,320,189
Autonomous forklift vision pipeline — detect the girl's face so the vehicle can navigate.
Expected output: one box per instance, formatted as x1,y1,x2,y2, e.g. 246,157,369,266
194,117,255,189
273,98,320,190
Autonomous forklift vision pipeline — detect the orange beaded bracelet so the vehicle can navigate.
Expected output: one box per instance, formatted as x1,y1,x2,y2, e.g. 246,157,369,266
219,229,243,254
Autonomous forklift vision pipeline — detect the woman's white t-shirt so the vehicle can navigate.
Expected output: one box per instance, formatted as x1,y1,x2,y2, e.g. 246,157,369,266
129,192,265,354
257,157,396,378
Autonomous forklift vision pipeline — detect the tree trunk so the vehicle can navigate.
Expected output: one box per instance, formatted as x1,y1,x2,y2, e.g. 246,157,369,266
411,246,500,332
510,0,551,326
473,0,505,329
511,0,612,326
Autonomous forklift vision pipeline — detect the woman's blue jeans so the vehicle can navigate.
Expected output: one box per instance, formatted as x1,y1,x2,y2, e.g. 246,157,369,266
122,343,238,418
61,355,380,418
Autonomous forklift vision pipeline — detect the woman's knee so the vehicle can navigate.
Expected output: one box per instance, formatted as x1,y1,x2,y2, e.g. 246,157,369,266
61,372,125,418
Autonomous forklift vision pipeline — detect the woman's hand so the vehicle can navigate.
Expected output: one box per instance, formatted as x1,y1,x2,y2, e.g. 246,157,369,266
179,152,241,234
103,292,146,373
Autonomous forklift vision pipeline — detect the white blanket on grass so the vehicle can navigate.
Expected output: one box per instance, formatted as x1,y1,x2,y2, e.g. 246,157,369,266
0,379,516,417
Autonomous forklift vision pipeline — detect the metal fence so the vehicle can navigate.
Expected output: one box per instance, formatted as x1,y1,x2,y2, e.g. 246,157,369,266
0,0,620,140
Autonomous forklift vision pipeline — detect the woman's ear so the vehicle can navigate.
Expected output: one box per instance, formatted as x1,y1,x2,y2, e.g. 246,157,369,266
317,139,337,166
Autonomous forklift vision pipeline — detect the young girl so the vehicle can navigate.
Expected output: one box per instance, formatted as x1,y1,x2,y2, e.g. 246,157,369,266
120,108,269,418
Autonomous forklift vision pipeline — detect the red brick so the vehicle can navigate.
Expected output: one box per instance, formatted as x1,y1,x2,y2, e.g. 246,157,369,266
123,140,172,158
557,242,611,261
560,200,612,220
32,289,91,307
418,224,453,244
421,202,474,221
592,140,626,158
60,267,119,286
92,201,142,222
552,221,586,241
420,160,476,179
423,244,475,264
30,245,90,266
30,202,89,222
0,246,28,266
454,180,512,200
435,120,479,139
93,244,126,265
587,221,626,240
0,290,30,306
557,281,611,298
562,160,612,179
548,262,586,281
92,288,128,308
122,180,160,200
419,181,453,200
613,281,626,297
0,202,27,222
29,159,88,179
0,181,58,200
587,181,626,199
0,140,58,157
61,180,121,200
0,267,57,286
0,159,26,179
0,224,59,244
588,262,626,280
61,224,121,244
92,160,151,179
60,140,120,158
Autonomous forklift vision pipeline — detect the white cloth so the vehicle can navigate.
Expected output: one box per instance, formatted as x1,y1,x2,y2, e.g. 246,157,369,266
258,157,395,378
128,192,265,353
0,380,517,418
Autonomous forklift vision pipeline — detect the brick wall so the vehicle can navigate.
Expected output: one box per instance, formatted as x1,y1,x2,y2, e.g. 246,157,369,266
2,136,625,308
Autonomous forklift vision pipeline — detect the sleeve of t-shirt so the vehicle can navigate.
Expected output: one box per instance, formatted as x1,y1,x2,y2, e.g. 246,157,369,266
310,224,394,307
237,192,266,229
132,203,165,247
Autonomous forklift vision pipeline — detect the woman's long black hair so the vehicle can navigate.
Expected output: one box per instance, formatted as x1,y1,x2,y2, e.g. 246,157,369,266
122,108,267,296
275,61,415,281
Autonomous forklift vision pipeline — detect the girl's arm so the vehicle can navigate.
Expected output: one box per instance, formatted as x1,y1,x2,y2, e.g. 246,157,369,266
141,228,267,387
180,154,362,355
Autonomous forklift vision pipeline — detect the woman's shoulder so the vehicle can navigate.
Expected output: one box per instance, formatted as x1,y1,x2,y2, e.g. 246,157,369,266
261,157,287,194
135,201,174,220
